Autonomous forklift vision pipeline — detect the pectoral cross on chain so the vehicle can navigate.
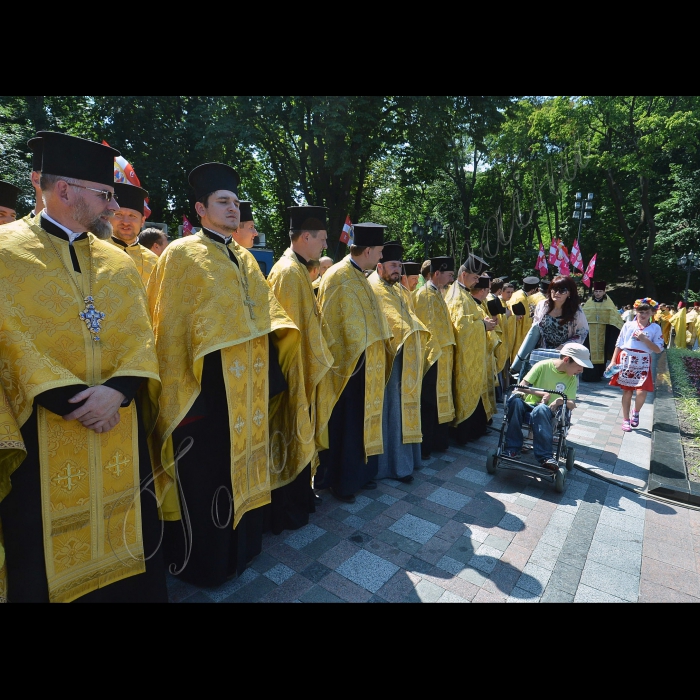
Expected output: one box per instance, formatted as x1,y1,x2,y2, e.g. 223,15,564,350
244,296,256,320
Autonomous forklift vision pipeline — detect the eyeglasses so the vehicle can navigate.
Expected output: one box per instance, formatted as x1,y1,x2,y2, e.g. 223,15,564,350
551,288,569,295
69,183,117,202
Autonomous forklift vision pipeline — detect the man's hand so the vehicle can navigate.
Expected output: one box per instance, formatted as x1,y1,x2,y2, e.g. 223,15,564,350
64,386,126,433
549,397,564,413
483,317,498,332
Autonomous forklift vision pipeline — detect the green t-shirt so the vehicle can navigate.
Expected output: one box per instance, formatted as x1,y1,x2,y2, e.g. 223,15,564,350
523,360,578,406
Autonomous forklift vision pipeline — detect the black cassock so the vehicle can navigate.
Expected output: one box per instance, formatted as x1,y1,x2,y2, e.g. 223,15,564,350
420,361,451,458
164,342,287,588
450,400,488,446
315,352,379,498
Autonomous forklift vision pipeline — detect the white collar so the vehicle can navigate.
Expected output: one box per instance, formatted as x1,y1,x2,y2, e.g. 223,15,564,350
41,210,85,244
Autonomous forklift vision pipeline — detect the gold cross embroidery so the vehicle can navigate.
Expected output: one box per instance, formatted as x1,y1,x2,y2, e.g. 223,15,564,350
105,450,130,479
52,462,86,493
229,360,246,379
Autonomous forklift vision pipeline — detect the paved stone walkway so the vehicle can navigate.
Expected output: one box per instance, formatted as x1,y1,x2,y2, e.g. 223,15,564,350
168,367,700,603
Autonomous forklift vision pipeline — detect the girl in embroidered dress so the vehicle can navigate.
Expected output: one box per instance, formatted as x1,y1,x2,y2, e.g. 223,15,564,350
608,299,664,432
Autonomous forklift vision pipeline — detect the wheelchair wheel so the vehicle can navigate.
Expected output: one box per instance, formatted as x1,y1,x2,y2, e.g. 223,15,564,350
486,451,497,475
566,447,576,472
554,467,566,494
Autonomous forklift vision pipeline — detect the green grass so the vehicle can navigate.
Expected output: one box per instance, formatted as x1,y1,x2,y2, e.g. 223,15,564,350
667,348,700,477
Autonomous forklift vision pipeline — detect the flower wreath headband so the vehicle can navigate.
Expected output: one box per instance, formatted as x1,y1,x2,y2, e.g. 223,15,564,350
634,297,658,309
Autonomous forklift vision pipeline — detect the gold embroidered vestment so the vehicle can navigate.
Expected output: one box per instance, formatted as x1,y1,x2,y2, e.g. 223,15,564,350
369,273,429,444
0,216,161,603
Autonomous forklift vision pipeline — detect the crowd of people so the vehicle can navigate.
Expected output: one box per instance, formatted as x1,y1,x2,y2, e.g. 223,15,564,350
0,132,694,604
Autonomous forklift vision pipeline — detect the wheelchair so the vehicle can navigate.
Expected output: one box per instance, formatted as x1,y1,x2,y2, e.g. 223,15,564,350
486,385,576,493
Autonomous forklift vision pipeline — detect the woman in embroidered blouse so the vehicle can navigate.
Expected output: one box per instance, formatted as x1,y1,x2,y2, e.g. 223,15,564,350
532,276,589,351
608,298,664,432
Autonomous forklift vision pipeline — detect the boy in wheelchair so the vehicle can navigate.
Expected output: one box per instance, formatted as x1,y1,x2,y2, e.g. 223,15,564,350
504,343,593,471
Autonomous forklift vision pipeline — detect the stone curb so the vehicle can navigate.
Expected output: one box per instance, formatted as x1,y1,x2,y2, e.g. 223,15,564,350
648,351,700,505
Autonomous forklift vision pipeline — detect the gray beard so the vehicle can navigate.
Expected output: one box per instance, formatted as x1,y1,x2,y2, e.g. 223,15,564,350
73,195,113,240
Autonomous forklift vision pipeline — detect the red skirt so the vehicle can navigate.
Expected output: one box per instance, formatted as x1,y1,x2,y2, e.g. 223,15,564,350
609,348,654,392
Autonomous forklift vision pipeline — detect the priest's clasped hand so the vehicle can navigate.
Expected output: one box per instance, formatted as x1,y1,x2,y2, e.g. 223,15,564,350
64,386,126,434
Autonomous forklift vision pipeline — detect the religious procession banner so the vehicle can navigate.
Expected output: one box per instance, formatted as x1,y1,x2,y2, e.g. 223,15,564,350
0,216,161,603
149,233,305,528
315,258,392,461
369,273,429,444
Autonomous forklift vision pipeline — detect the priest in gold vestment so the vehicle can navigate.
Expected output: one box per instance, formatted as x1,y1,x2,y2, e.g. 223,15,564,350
0,132,166,603
265,206,334,533
510,277,547,364
314,224,392,504
369,242,429,484
670,303,688,349
150,163,305,586
581,281,624,382
446,257,498,445
108,183,159,287
413,257,456,460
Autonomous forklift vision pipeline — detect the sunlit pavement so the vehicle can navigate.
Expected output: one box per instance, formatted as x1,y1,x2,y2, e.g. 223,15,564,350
167,368,700,603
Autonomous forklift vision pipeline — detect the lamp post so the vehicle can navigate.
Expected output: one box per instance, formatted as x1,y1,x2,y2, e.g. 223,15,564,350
573,192,594,299
677,251,700,304
412,215,444,261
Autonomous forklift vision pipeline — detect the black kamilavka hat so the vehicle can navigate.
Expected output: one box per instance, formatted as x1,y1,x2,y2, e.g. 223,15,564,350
28,137,43,172
239,201,254,223
403,261,421,276
189,163,240,202
380,241,404,263
487,298,506,316
114,183,148,216
463,253,490,274
474,276,492,289
289,206,328,232
431,256,455,274
353,223,386,247
0,181,21,211
38,131,120,188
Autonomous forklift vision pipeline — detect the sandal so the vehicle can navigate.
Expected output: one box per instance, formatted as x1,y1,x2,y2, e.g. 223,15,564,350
631,411,640,428
622,420,632,433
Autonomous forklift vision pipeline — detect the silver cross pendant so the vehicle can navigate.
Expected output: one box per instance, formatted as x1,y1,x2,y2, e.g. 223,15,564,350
79,296,106,342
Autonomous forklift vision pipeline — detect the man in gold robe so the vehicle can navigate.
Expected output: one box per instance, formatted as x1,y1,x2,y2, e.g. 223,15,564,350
581,281,624,382
314,223,392,504
510,276,547,363
495,281,518,392
0,180,20,227
401,261,422,294
471,274,501,421
670,302,688,349
0,132,166,603
447,257,499,445
265,206,334,533
686,302,699,349
149,162,307,586
655,304,673,347
413,256,456,459
232,201,259,249
109,182,159,287
369,242,429,484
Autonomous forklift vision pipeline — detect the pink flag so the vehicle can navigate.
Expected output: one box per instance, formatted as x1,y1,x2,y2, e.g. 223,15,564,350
555,240,569,269
537,243,549,277
559,257,572,276
570,239,584,273
582,254,597,288
103,140,151,219
183,215,194,236
548,238,558,265
340,215,353,245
